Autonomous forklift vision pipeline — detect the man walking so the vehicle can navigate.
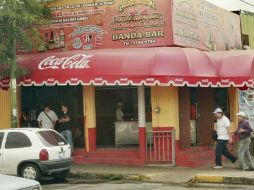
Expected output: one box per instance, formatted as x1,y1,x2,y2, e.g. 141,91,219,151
235,111,254,171
37,104,58,129
213,108,237,169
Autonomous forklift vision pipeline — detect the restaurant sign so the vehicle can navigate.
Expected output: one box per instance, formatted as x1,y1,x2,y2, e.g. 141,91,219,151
30,0,173,53
19,0,242,53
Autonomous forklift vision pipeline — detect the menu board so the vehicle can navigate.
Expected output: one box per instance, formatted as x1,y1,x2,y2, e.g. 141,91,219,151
36,0,173,52
172,0,242,51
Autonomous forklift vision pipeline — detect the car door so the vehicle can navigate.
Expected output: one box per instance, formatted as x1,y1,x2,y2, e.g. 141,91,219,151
0,132,5,172
2,132,36,175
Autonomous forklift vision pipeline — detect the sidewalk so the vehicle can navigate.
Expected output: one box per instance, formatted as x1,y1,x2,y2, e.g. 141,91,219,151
70,161,254,185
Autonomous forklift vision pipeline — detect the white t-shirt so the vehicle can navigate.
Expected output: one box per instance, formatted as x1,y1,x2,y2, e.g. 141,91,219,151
216,115,230,140
37,110,58,129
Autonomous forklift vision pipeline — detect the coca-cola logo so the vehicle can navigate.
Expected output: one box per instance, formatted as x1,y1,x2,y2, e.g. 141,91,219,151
38,54,93,70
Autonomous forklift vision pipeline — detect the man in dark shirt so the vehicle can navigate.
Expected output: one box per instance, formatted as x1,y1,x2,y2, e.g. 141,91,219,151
236,111,253,171
58,104,73,152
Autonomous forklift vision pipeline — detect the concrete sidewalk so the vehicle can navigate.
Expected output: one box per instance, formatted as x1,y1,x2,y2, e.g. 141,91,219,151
70,162,254,185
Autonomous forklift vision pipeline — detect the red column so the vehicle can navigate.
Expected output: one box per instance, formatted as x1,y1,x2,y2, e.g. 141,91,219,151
88,128,96,151
138,86,146,165
139,127,146,163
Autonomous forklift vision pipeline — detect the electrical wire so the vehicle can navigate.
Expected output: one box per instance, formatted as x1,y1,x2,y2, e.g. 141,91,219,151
240,0,254,8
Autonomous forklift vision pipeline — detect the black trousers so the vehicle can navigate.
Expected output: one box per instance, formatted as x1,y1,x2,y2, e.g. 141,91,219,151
215,139,237,166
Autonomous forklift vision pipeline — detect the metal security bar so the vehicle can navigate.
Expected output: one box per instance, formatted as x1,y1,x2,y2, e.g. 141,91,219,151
146,130,175,166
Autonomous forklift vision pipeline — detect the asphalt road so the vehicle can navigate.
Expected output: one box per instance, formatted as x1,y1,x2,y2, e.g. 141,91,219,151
41,180,254,190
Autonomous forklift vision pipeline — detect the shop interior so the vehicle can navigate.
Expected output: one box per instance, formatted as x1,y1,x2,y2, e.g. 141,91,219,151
21,85,84,148
95,86,151,147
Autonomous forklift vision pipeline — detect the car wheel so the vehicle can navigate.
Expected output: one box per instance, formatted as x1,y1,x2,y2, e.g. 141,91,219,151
53,169,70,180
21,164,41,181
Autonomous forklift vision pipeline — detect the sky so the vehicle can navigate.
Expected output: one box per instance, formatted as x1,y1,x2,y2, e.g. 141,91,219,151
204,0,254,12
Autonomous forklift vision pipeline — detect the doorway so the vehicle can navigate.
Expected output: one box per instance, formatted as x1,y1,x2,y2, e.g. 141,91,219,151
179,87,230,148
21,85,84,148
95,86,138,147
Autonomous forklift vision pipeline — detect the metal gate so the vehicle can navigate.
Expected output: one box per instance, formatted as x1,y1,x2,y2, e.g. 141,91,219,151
146,130,176,166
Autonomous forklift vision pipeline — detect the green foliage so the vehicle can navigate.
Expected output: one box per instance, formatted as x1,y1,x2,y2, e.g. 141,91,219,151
0,0,52,78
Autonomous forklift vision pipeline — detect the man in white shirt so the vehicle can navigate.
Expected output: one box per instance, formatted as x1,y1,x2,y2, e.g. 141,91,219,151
213,108,237,169
37,104,58,129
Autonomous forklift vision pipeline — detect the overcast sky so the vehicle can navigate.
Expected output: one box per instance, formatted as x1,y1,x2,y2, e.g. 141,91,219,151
204,0,254,12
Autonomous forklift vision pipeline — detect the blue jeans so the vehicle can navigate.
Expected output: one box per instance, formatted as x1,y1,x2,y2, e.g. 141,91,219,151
60,130,73,151
215,139,237,166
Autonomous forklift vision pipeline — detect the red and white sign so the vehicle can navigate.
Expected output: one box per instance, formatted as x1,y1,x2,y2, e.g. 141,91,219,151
38,54,93,70
16,47,254,87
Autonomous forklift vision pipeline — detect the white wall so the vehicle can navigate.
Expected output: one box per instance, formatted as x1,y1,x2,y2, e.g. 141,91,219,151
204,0,254,12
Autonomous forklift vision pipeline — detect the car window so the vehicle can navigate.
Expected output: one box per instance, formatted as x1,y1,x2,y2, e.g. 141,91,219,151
5,132,32,149
36,130,68,147
0,132,4,148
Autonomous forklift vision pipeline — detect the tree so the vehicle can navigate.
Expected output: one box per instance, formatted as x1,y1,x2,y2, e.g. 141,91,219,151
0,0,52,128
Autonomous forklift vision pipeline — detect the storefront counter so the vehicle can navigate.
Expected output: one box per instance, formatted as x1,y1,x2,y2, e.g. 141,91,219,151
115,121,139,146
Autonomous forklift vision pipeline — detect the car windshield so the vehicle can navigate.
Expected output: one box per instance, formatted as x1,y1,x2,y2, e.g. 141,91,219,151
36,130,68,147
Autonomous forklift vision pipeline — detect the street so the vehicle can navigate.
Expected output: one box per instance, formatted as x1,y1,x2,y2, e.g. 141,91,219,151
41,180,254,190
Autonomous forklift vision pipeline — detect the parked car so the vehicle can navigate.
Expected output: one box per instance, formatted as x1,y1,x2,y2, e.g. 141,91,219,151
0,128,72,181
0,174,41,190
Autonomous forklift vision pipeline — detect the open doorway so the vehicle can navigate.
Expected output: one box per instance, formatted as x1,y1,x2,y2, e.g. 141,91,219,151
95,86,138,147
95,86,152,148
179,87,230,148
21,85,84,148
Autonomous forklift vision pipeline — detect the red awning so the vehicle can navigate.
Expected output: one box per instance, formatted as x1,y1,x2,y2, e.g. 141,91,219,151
206,50,254,87
17,47,219,87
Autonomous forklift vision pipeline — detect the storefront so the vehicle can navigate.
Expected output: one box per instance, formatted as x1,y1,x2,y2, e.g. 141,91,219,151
0,47,246,166
0,0,249,166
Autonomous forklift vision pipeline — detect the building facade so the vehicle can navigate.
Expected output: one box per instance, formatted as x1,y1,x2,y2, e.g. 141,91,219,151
0,0,250,167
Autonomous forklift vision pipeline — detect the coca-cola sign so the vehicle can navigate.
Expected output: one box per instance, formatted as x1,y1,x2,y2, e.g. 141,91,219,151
38,54,93,70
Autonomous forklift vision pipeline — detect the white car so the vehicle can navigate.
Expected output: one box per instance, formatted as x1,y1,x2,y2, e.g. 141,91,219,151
0,128,72,181
0,174,41,190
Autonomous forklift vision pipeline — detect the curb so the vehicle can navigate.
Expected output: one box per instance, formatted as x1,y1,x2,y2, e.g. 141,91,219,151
70,171,151,182
188,175,254,185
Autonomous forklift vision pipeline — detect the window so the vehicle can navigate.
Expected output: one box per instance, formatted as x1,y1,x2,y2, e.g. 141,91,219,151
0,132,4,148
36,130,67,147
5,132,32,149
242,34,249,46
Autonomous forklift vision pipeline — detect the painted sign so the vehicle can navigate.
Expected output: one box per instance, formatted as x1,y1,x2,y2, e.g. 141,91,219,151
172,0,242,51
18,0,242,53
33,0,173,52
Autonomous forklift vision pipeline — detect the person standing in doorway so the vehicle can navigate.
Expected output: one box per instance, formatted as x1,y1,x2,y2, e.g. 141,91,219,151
213,108,237,169
37,104,58,129
58,104,73,151
21,111,31,128
115,102,124,122
235,111,254,171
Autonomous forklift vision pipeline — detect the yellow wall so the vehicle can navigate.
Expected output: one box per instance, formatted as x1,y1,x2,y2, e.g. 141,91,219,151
84,86,96,129
83,86,96,151
151,86,179,139
150,86,237,140
0,89,10,129
228,87,238,132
